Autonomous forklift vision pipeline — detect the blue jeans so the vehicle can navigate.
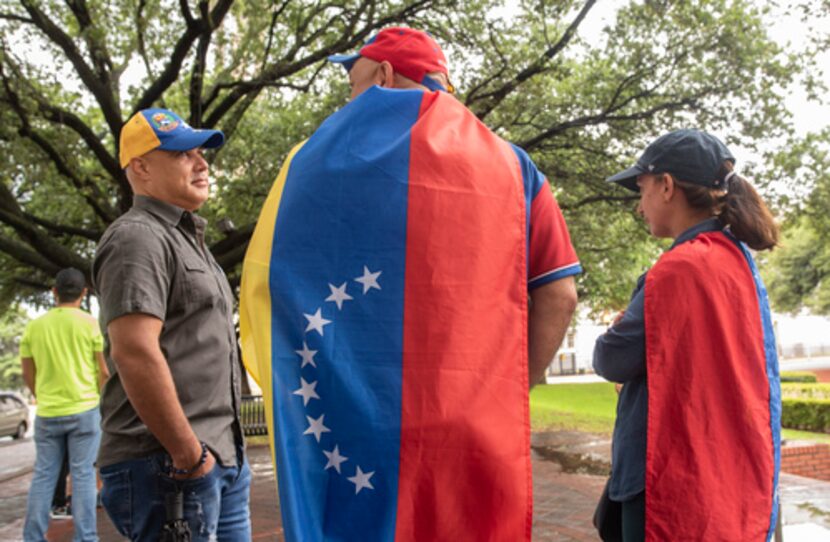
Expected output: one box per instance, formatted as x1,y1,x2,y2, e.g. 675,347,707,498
100,448,251,542
24,407,102,542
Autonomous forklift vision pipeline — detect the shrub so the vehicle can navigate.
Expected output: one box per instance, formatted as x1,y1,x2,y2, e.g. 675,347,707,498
781,398,830,433
781,383,830,400
781,371,818,383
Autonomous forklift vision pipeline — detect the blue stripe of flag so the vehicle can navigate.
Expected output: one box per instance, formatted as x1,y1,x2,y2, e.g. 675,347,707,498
732,236,781,542
267,86,425,541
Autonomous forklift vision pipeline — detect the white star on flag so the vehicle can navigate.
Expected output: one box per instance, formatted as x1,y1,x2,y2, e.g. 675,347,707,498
325,282,353,310
304,308,331,336
347,466,375,494
295,342,317,368
323,445,349,474
292,377,320,406
354,266,382,294
303,414,331,443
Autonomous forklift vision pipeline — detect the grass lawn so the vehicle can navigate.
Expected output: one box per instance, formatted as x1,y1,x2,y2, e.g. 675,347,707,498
530,383,830,444
782,428,830,444
529,383,617,434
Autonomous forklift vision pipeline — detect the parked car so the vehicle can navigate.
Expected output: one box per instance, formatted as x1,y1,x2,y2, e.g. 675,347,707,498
0,392,29,439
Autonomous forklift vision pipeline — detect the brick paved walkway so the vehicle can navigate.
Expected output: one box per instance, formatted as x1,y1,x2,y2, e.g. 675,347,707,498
0,444,604,541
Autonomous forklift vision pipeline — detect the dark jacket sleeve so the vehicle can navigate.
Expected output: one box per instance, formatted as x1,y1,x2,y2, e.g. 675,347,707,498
593,286,646,383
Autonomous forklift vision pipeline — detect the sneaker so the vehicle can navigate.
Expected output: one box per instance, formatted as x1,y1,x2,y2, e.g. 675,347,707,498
50,505,71,520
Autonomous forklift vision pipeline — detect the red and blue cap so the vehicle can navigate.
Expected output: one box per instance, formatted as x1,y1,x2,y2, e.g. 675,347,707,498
328,27,450,92
119,108,225,168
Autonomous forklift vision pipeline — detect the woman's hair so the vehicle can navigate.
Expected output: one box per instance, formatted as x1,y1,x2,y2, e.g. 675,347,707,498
674,161,779,251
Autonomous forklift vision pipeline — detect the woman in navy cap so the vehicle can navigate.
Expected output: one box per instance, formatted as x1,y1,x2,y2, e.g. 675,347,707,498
593,129,781,542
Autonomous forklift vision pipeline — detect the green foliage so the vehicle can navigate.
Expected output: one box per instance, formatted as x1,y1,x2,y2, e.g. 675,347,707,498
529,382,617,433
781,397,830,434
758,127,830,314
0,0,821,311
781,371,819,384
0,305,27,390
782,383,830,399
763,218,830,315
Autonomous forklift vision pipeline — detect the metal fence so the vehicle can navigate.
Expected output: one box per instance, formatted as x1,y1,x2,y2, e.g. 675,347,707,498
240,395,268,436
547,350,578,376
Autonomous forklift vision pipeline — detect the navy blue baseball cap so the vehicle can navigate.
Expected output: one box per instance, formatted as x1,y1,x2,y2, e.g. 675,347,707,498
606,129,736,192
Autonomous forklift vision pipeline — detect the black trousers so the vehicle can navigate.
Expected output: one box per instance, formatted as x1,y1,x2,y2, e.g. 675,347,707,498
621,491,645,542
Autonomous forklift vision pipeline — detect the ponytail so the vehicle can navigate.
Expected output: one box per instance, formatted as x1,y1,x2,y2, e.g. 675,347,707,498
674,162,779,251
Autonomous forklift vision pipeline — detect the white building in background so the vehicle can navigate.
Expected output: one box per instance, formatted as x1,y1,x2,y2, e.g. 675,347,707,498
547,309,830,377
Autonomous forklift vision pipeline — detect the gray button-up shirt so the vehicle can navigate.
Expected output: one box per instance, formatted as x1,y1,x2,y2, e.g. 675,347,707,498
93,195,243,467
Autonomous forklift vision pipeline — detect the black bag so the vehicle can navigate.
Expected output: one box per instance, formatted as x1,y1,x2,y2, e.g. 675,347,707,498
593,480,623,542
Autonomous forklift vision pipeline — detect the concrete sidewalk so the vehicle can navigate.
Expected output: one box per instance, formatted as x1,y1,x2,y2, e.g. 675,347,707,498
0,442,605,542
2,434,829,541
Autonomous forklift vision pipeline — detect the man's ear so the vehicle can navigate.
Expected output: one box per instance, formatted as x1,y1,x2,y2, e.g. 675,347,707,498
377,60,395,88
127,156,150,186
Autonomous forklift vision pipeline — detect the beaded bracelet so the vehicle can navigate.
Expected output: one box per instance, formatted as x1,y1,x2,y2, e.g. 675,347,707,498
167,441,208,477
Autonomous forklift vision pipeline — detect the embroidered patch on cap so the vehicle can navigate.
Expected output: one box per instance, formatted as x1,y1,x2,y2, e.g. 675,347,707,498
151,112,180,132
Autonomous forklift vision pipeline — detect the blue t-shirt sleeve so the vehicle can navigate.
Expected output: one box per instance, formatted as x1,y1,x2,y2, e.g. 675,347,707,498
593,287,646,383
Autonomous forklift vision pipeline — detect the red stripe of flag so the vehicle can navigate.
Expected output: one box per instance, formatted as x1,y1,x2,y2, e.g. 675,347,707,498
397,92,531,541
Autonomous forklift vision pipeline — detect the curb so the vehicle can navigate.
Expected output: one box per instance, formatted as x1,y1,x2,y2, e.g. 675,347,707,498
0,466,33,484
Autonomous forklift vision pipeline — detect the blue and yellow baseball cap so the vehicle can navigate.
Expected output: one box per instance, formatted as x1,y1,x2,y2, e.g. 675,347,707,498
119,108,225,168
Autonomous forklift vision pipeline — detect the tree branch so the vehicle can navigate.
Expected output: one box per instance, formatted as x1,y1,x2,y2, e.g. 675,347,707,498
0,63,118,222
189,1,212,126
0,43,123,183
204,0,433,128
133,0,233,114
12,275,51,291
210,223,254,254
519,95,699,151
469,0,597,120
559,193,639,211
135,0,155,79
0,205,90,272
23,212,102,240
20,0,121,136
260,0,292,73
463,21,511,105
65,0,115,87
0,234,61,275
214,240,250,271
0,11,32,23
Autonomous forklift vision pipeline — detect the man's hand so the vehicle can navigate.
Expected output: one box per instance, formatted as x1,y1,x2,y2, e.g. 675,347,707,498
171,446,217,480
108,313,204,470
528,276,578,389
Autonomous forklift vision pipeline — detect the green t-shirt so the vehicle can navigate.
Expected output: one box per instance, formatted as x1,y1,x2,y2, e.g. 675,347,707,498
19,307,104,417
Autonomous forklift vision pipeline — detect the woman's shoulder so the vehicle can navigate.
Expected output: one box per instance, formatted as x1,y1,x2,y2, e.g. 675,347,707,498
651,231,744,282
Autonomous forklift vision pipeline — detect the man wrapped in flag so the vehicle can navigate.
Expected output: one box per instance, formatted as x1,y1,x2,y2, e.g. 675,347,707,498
240,27,581,541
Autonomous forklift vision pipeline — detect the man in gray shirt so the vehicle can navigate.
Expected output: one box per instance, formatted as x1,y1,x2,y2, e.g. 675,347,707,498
93,108,249,541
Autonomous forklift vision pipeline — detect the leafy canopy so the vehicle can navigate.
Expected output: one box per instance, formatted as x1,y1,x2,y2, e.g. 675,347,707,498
0,0,815,314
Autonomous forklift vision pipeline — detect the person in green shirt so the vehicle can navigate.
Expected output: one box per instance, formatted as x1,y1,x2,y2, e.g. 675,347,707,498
20,268,108,542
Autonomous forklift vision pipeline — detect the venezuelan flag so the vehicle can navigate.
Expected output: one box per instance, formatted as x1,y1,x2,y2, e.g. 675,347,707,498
241,86,535,541
643,231,781,541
